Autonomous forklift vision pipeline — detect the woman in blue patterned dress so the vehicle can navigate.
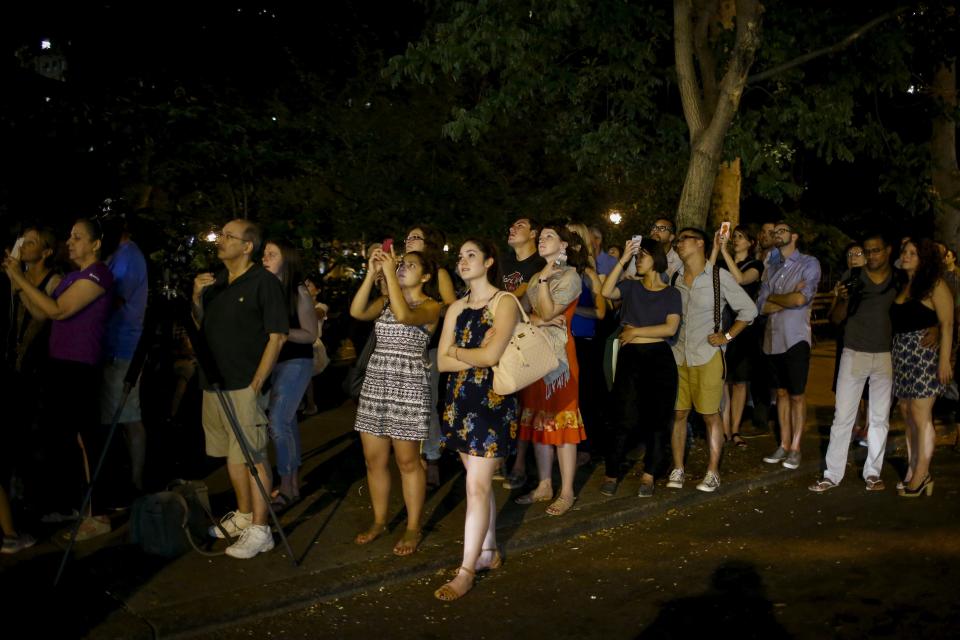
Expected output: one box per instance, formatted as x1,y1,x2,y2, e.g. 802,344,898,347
434,238,519,601
349,248,441,555
891,239,953,497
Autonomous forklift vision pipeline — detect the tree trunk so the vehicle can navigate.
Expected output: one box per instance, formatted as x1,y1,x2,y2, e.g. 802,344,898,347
710,158,741,229
932,61,960,250
673,0,761,231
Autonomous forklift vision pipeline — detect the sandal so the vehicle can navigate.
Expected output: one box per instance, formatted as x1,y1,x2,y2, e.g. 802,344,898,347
393,529,422,557
354,523,387,545
502,472,527,490
434,566,476,601
545,495,576,517
732,434,747,448
515,488,552,505
476,547,503,573
270,492,299,511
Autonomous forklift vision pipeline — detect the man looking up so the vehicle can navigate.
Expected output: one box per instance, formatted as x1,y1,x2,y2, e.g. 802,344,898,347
192,219,288,559
668,228,757,492
501,217,546,489
810,233,894,491
757,222,821,471
649,218,683,282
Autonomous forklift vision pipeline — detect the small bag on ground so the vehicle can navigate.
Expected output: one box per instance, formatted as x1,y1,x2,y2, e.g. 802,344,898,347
129,480,215,557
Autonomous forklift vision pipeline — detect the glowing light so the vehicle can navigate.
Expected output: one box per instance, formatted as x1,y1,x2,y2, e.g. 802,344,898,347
443,243,449,252
608,210,623,225
41,39,51,50
205,231,218,242
907,85,916,94
271,116,277,121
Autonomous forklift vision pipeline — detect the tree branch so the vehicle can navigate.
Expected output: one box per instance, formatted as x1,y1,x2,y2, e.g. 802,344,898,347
694,0,721,114
747,6,907,84
675,0,707,139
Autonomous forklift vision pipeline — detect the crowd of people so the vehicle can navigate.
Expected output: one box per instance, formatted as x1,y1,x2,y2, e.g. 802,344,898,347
3,213,957,603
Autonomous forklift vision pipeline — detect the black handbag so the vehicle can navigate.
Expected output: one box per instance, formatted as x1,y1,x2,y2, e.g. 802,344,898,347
343,330,377,400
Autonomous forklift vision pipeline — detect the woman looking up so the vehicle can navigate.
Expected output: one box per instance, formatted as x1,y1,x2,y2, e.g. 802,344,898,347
261,239,319,508
349,247,441,555
514,222,586,517
435,238,518,600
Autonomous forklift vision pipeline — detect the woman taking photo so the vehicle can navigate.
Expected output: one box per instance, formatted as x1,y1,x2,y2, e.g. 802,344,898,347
599,238,681,497
513,222,585,517
261,239,318,508
4,219,115,537
709,225,764,447
435,238,518,600
349,247,441,555
891,239,952,497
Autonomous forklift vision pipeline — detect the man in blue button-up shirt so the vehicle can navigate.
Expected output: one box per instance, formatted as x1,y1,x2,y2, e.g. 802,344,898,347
756,222,821,472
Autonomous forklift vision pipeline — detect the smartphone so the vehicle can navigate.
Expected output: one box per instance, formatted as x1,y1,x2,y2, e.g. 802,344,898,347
381,238,393,253
11,237,24,260
632,234,642,245
719,221,731,241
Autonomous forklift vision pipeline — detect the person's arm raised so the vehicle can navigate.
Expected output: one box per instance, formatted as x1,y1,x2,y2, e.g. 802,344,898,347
381,251,441,329
349,250,388,321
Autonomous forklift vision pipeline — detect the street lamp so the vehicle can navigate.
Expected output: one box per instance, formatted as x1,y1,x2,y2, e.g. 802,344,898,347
608,209,623,225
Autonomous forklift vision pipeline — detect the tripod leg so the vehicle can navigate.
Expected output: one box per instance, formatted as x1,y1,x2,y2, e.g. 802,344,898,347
214,387,298,567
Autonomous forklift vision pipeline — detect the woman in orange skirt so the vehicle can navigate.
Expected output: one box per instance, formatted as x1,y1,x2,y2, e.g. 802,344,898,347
515,222,586,516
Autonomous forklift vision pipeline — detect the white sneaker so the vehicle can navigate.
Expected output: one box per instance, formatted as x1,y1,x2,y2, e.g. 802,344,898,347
696,471,721,492
225,524,274,559
209,511,252,539
666,468,685,489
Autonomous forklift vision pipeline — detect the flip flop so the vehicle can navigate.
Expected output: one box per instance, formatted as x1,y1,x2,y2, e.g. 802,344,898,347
392,530,422,557
354,523,388,545
270,493,299,511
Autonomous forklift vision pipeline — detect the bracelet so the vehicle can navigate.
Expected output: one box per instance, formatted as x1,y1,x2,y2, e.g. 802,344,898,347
539,278,548,284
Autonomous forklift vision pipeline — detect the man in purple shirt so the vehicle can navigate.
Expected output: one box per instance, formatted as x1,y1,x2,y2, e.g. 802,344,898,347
756,222,821,471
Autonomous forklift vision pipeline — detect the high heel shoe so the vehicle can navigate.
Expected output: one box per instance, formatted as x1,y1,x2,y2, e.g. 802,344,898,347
898,476,933,497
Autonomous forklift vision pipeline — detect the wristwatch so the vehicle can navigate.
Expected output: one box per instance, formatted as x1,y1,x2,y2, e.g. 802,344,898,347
724,331,734,342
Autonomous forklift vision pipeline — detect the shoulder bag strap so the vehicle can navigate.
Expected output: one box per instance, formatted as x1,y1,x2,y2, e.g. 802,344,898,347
488,290,531,324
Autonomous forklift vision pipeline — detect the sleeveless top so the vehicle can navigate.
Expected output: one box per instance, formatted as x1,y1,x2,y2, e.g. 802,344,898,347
890,298,938,335
278,286,314,362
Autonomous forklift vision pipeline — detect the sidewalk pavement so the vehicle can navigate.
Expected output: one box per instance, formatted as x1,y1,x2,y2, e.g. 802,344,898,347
1,339,945,638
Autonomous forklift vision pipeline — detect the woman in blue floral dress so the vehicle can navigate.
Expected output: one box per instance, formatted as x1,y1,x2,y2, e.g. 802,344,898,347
435,238,519,601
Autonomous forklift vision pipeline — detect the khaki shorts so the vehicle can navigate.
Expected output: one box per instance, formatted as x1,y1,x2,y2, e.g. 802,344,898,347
675,351,725,415
202,388,269,464
100,358,142,424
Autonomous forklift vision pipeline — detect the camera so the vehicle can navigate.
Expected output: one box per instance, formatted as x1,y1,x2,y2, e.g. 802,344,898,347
841,267,864,316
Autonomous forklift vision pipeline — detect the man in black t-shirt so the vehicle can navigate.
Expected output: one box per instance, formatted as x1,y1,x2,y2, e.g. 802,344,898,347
501,217,546,300
192,219,288,559
501,217,546,488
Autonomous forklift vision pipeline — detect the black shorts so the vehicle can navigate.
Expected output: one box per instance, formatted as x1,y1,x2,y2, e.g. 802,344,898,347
767,341,811,396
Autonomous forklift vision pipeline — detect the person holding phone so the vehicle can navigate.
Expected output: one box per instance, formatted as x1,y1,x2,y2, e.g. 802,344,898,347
349,246,441,556
514,222,586,517
599,237,681,497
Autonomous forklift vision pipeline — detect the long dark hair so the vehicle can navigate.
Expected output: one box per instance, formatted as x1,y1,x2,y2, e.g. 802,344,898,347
403,250,440,301
460,237,501,287
266,238,304,317
541,220,588,274
898,238,942,301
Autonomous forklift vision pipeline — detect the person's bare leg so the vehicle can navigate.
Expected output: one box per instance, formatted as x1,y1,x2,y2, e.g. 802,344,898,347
721,385,732,440
899,399,916,483
0,485,17,537
439,454,499,596
776,389,791,449
525,442,554,499
356,433,391,542
731,383,748,436
703,413,724,473
556,443,577,501
474,490,500,571
249,461,272,526
392,439,426,554
672,410,690,471
227,462,251,514
789,394,807,451
908,397,937,489
510,438,530,476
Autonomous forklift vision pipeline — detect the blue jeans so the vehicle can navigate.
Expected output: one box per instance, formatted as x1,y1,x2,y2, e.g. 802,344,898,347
268,358,314,477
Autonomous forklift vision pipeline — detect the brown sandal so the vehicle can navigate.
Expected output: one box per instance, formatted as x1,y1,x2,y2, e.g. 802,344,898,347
434,566,476,601
476,547,502,572
546,495,576,517
354,523,387,545
392,529,422,556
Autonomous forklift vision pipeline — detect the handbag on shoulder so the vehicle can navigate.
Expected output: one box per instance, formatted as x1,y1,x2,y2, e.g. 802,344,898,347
487,292,559,395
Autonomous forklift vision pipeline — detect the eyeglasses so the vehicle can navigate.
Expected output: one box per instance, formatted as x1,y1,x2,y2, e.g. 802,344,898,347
406,235,424,243
651,224,673,233
674,235,699,245
774,228,792,235
847,251,864,258
219,230,246,243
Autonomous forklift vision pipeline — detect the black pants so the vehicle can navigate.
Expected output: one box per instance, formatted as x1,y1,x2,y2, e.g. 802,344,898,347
575,335,606,453
605,342,678,479
39,359,101,512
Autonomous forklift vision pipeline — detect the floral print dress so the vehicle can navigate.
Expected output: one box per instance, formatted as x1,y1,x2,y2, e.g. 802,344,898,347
441,305,519,458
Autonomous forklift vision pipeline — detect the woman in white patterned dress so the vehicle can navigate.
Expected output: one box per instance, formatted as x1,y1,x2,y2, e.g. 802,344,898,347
349,248,441,555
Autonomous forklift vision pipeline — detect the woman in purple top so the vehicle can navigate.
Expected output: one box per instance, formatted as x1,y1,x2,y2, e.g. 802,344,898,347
3,218,114,531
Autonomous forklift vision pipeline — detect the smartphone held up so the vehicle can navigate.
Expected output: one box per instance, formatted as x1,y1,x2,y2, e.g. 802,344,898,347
719,221,731,242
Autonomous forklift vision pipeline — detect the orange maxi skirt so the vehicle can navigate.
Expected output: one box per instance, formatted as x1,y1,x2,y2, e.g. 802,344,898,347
518,302,586,445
